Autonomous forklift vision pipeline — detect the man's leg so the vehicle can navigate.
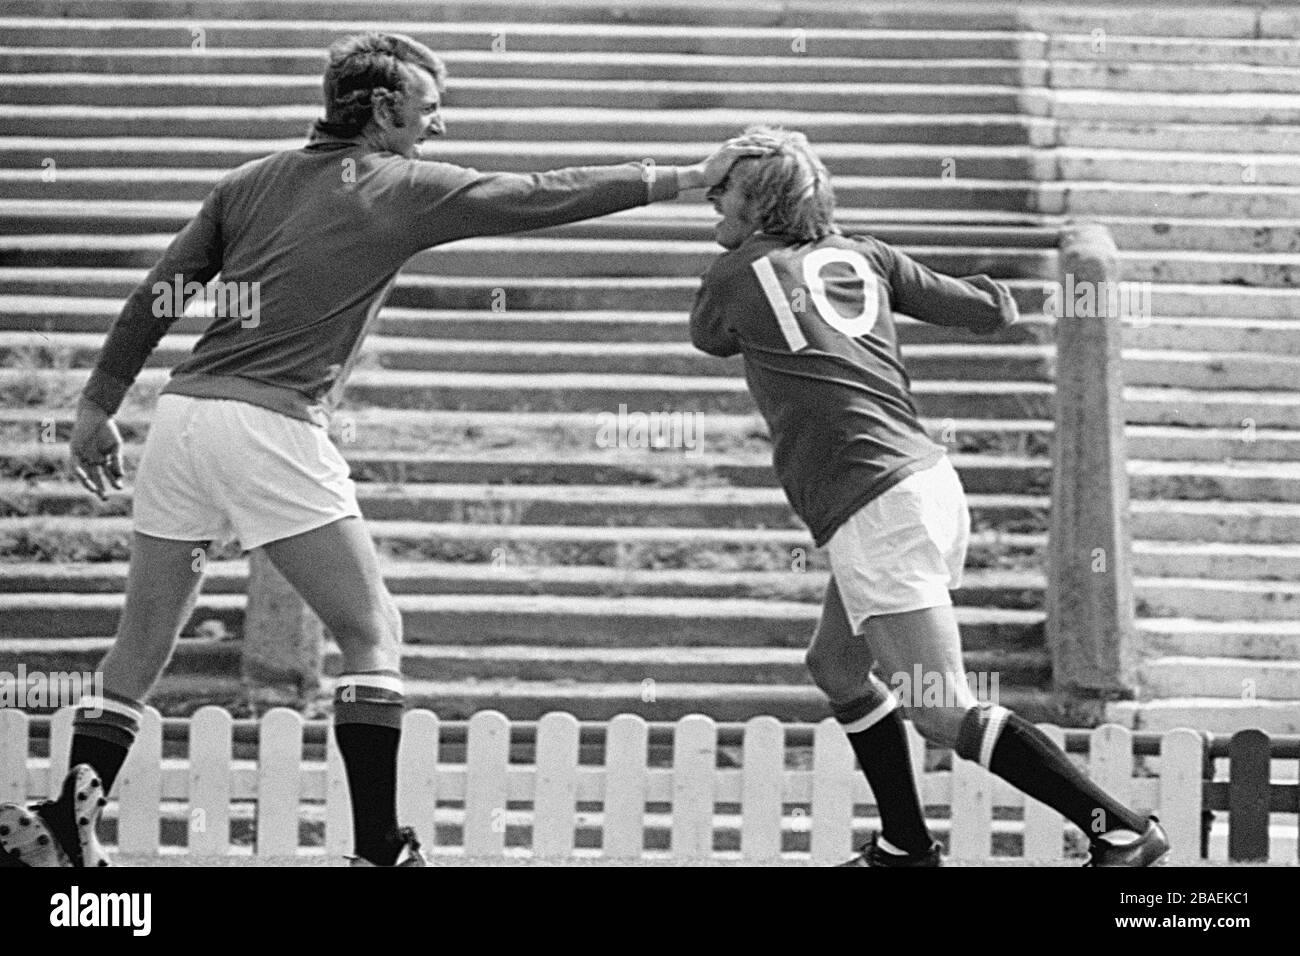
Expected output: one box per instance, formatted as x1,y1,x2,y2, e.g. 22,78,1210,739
260,515,407,866
31,532,207,864
805,577,933,857
863,605,1153,848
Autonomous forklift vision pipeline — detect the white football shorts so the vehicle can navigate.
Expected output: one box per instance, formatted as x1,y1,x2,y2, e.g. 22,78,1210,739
823,455,971,633
131,394,363,551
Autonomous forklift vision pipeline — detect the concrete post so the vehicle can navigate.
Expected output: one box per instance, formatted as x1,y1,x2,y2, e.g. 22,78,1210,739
242,549,324,713
1047,222,1138,701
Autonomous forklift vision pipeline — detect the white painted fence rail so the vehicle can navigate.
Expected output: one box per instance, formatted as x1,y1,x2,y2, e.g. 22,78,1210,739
1,707,1209,864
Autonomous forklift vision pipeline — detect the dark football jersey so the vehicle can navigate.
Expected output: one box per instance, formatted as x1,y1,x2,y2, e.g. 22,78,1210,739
689,231,1018,546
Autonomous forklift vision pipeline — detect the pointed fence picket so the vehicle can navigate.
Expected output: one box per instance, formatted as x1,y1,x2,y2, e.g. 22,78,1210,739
1,708,1293,864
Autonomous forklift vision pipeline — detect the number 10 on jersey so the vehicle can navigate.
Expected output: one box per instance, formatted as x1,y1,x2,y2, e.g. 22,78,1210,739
751,247,881,352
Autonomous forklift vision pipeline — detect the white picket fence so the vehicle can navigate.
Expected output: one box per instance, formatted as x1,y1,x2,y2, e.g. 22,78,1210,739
1,707,1207,864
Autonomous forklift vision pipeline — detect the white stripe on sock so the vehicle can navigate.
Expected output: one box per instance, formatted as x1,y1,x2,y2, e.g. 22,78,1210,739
840,695,898,735
76,695,141,721
335,673,404,695
978,706,1012,770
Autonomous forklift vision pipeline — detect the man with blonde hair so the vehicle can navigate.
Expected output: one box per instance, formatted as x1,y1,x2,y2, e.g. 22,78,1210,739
692,125,1168,867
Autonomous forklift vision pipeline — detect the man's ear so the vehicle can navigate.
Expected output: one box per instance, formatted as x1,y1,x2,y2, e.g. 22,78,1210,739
370,88,399,130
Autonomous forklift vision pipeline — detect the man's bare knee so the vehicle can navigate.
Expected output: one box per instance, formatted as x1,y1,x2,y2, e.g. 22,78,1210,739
906,706,966,749
332,600,401,653
807,647,878,706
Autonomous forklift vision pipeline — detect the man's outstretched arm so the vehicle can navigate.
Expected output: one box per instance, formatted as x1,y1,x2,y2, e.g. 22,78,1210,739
409,141,768,246
875,239,1019,336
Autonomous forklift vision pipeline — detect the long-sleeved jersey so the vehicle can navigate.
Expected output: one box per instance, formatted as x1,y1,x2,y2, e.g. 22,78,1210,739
689,231,1018,547
82,129,679,426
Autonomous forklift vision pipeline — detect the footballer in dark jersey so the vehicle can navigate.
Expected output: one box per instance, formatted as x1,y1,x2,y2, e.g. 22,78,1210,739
690,126,1168,867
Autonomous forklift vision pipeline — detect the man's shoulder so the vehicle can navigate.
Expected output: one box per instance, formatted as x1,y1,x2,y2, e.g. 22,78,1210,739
219,145,478,192
704,234,789,284
717,232,891,277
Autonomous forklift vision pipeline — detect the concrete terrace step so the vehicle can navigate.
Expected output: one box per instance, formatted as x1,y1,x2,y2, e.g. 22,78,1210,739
0,591,1044,650
12,233,1300,288
0,105,1050,145
1130,500,1300,546
1125,318,1300,355
9,0,1285,35
1134,540,1300,582
0,391,1294,463
0,481,1050,530
0,138,1051,179
0,21,1038,58
1128,461,1300,504
1122,350,1300,390
1107,285,1300,321
0,561,1047,610
0,407,1052,458
1051,181,1300,219
7,557,1300,633
0,198,1059,241
0,75,1035,114
0,235,1057,280
3,515,1297,582
1137,657,1300,700
12,367,1300,429
1124,387,1300,429
1117,252,1300,289
1056,148,1300,187
0,48,1045,85
0,294,1054,346
0,268,1055,313
0,2,1028,31
1049,34,1300,68
1052,89,1300,125
1058,120,1300,155
1139,619,1300,662
1094,217,1300,255
0,443,1054,496
1107,698,1300,735
0,331,1057,381
10,442,1300,504
0,169,1043,212
0,514,1047,568
1136,578,1300,622
8,489,1300,546
1125,425,1300,462
1051,60,1300,95
0,367,1056,419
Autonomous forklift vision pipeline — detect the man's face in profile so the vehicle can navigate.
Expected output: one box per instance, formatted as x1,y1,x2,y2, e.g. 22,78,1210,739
706,158,761,250
378,65,444,157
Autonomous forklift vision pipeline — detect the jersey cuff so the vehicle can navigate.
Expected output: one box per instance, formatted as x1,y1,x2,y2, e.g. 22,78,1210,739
82,367,131,417
645,166,679,205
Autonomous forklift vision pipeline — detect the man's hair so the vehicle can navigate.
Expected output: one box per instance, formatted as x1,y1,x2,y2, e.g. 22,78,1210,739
723,125,838,242
318,32,447,137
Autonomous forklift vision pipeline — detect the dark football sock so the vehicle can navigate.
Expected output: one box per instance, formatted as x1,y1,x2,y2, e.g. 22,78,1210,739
835,697,933,855
42,690,142,858
956,705,1148,839
334,671,405,866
